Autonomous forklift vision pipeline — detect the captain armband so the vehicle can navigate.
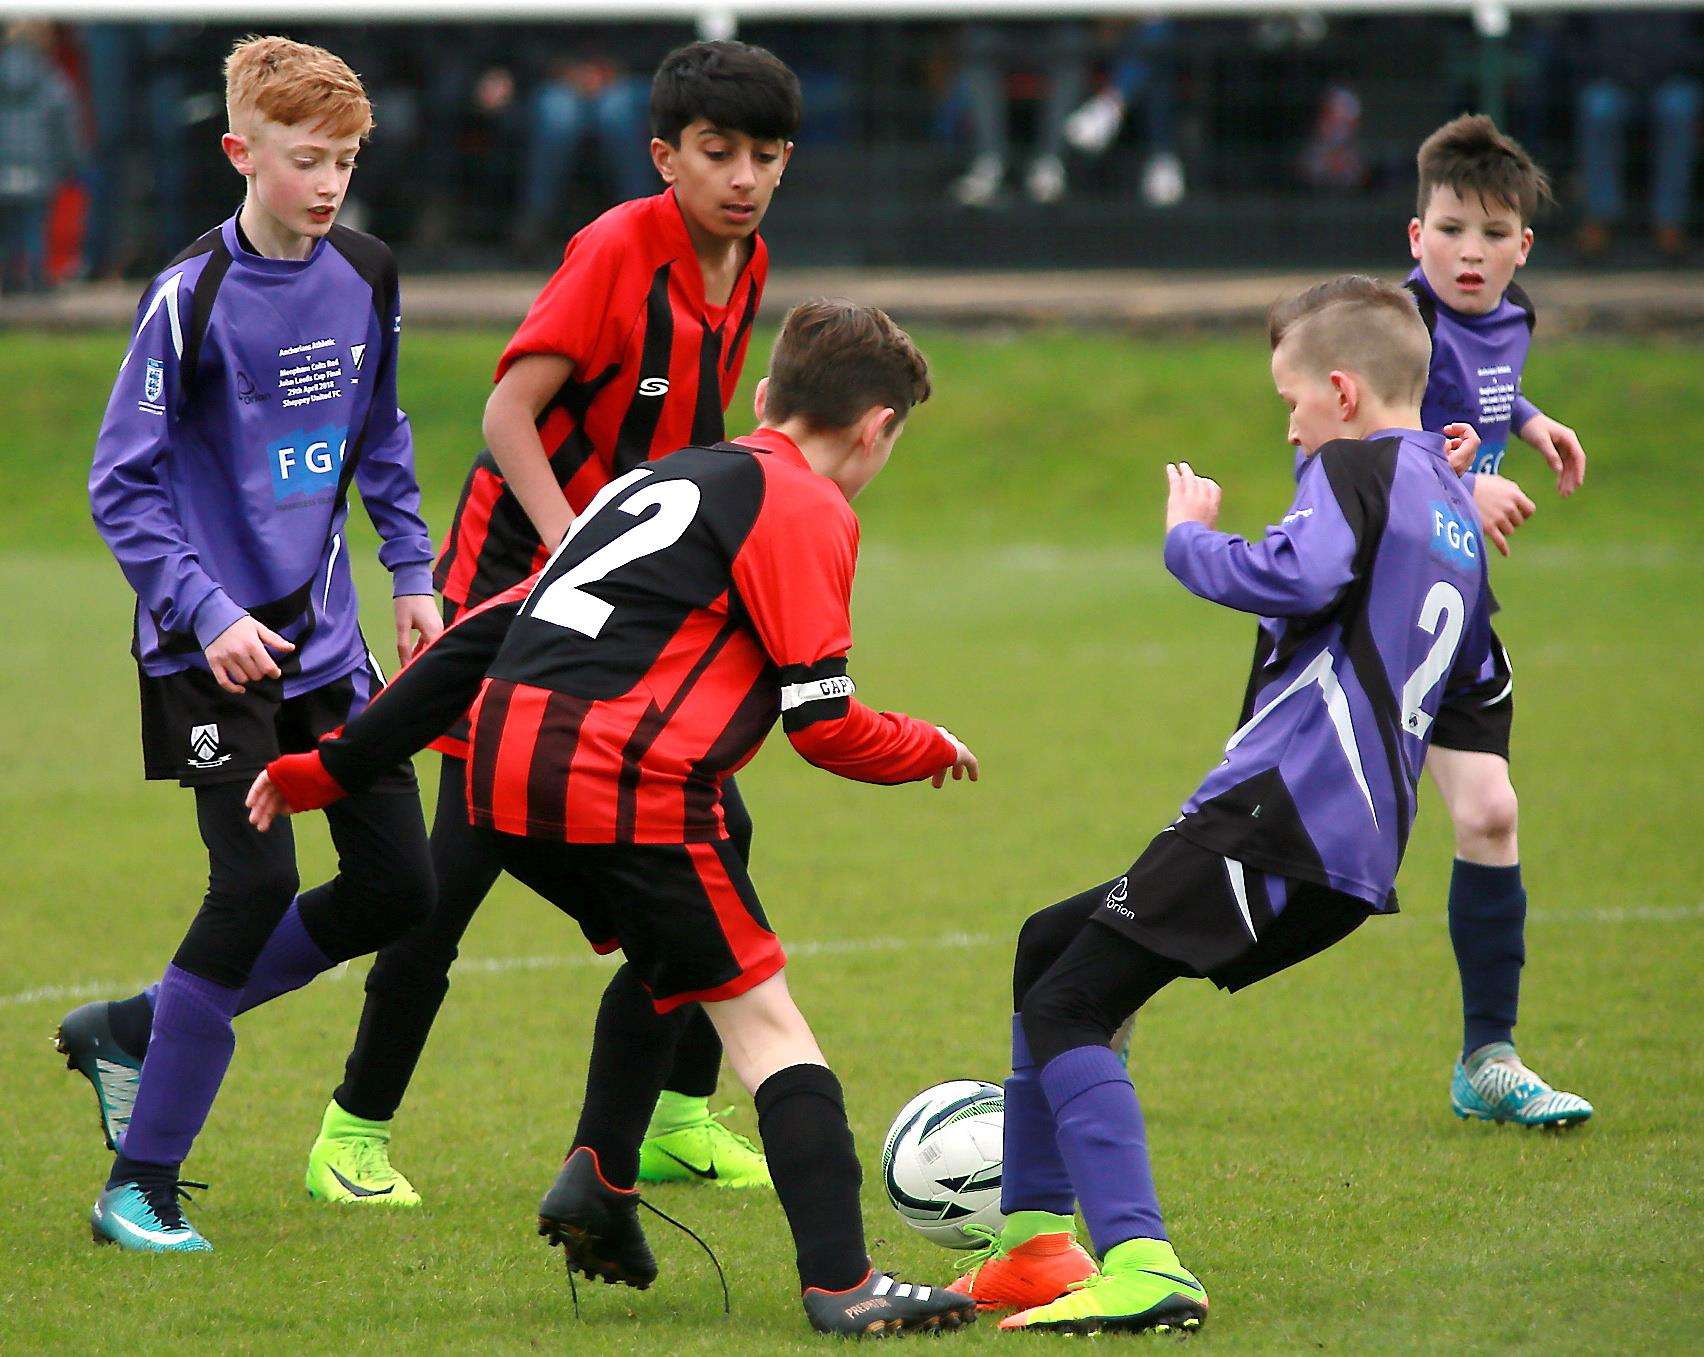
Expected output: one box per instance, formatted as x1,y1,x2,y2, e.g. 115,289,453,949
779,659,856,733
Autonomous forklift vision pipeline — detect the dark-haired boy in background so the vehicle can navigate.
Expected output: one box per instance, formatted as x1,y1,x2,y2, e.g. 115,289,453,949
1404,114,1592,1130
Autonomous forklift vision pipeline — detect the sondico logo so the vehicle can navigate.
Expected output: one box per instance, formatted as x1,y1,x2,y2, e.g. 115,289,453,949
637,377,671,397
268,425,349,503
1104,876,1135,919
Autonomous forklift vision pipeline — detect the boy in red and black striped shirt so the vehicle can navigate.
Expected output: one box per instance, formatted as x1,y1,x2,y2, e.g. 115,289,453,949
308,41,799,1198
251,301,980,1336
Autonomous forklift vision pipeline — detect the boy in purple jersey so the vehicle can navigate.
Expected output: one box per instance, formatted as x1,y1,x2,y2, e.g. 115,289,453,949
1405,115,1592,1128
953,279,1495,1335
70,36,441,1252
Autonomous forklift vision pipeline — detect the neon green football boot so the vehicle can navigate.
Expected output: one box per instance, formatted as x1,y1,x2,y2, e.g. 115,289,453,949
636,1094,772,1189
304,1099,421,1205
1001,1237,1208,1335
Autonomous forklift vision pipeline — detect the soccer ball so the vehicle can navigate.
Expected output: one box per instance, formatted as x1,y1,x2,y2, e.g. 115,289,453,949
881,1079,1006,1249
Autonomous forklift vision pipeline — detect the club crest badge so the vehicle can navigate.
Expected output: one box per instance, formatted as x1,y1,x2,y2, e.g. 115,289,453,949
188,723,230,769
144,358,164,404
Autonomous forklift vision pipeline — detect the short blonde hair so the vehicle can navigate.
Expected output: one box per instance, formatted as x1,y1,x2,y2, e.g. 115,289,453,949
1268,275,1432,406
225,35,372,141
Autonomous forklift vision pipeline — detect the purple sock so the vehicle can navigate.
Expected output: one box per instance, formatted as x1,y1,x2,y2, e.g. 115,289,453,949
119,964,243,1169
1001,1015,1074,1215
1040,1044,1166,1253
235,899,334,1015
120,903,331,1065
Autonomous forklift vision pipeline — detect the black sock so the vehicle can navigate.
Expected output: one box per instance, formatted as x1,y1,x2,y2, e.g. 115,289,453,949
570,964,686,1187
662,1006,724,1099
754,1063,868,1292
107,1149,177,1190
108,991,156,1062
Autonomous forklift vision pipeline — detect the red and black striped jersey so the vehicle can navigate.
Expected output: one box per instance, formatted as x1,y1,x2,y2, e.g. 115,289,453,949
434,190,767,609
272,430,955,843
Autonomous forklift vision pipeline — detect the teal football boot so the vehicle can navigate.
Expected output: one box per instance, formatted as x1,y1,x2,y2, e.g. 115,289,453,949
91,1178,212,1253
57,999,143,1150
1451,1042,1593,1129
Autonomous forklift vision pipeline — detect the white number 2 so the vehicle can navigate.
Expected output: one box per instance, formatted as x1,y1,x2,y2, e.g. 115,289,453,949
1399,581,1466,740
525,468,701,638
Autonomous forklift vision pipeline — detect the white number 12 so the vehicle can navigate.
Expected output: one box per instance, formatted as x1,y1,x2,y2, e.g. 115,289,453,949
524,467,702,638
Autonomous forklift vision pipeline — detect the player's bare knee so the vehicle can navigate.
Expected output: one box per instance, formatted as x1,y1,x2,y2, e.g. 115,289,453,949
1455,780,1519,850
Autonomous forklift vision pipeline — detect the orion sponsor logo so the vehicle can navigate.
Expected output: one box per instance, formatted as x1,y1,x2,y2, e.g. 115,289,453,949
268,425,348,503
1428,502,1480,572
1104,875,1135,919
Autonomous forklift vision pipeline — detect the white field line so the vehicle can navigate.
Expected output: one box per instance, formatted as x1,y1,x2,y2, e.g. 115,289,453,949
2,908,1699,1014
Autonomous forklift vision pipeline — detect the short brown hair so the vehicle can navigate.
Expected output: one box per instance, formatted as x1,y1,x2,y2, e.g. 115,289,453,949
764,299,931,431
225,36,373,141
1268,275,1432,405
1416,113,1552,224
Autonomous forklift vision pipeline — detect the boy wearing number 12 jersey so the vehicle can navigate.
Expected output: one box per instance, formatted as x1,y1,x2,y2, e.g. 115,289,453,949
248,300,981,1336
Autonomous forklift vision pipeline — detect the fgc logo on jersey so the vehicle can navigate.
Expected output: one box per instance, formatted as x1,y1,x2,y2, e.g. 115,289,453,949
1428,501,1480,572
268,425,348,503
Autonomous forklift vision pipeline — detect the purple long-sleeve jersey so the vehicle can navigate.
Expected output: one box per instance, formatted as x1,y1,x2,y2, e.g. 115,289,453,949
89,214,434,695
1405,267,1541,476
1163,430,1494,910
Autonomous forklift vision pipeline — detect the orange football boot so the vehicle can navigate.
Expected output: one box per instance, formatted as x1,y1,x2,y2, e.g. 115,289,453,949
950,1214,1098,1312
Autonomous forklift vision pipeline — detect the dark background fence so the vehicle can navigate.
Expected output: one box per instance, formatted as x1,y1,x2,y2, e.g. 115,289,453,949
1,8,1699,292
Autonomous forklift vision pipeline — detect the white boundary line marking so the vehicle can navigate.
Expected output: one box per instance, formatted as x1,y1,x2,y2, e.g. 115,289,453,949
3,907,1698,1013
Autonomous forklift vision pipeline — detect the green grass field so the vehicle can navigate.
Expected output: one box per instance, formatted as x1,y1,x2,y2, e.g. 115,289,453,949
1,327,1698,1353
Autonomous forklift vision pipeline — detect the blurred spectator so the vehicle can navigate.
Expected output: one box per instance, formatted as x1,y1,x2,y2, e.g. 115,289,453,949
516,50,653,248
1063,20,1185,207
1298,82,1369,192
0,21,81,292
81,23,198,277
1573,12,1701,260
949,22,1089,207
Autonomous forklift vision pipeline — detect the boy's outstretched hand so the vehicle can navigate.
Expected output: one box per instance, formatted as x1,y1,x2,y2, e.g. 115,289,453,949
1518,412,1587,497
1166,461,1222,532
1473,473,1536,557
394,594,444,666
245,769,292,832
932,727,980,789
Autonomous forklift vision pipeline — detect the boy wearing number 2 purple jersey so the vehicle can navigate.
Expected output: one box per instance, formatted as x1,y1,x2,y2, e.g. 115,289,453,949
953,278,1494,1336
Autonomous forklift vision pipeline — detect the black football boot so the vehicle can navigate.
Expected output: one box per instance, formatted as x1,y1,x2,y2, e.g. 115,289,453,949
803,1266,977,1337
537,1147,658,1289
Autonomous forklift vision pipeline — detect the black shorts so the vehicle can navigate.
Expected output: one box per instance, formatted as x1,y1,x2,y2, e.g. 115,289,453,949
1094,829,1373,991
1431,628,1514,760
482,830,786,1013
140,657,416,792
